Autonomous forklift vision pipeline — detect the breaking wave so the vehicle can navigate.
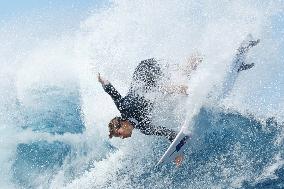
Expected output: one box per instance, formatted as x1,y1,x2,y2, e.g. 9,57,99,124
0,0,283,188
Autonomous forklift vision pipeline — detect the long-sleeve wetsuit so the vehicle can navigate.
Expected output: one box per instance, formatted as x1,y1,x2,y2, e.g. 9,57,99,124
102,83,177,142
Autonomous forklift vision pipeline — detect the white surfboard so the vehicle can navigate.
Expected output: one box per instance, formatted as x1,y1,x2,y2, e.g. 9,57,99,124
157,35,259,167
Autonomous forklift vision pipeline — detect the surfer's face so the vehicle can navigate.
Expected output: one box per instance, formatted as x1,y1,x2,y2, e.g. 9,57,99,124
115,120,133,139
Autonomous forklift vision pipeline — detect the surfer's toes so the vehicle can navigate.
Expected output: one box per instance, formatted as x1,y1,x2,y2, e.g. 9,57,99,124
238,63,255,72
248,62,255,69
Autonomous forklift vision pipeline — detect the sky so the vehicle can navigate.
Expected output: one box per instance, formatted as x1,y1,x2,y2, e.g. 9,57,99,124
0,0,104,15
0,0,110,42
0,0,283,119
0,0,107,23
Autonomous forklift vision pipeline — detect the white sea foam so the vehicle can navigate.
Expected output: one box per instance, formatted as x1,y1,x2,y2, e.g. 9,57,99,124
0,0,283,188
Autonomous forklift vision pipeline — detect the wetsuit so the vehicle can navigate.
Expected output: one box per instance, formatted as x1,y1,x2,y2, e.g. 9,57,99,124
102,58,177,142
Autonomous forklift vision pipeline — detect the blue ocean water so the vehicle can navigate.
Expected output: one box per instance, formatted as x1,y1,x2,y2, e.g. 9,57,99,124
0,1,283,188
8,103,284,188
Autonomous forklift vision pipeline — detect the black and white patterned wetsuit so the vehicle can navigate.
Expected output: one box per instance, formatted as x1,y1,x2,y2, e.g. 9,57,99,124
102,58,177,142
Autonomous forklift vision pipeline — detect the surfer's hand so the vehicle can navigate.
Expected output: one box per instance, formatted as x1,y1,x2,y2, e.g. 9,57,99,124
175,154,184,167
98,73,102,84
174,85,189,95
98,73,109,85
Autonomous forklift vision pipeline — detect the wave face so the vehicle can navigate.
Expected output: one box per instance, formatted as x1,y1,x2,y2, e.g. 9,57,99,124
0,0,283,188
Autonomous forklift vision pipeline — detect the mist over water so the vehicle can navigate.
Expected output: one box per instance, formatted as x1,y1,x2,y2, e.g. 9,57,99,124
0,0,283,188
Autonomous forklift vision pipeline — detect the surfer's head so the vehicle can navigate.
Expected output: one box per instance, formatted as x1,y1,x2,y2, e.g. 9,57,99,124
108,117,133,139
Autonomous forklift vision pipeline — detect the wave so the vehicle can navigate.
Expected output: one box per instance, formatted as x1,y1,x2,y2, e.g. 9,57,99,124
61,105,284,189
9,87,284,188
0,0,283,188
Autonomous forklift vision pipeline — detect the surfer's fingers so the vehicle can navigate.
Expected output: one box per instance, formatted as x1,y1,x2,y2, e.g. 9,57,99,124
98,73,102,82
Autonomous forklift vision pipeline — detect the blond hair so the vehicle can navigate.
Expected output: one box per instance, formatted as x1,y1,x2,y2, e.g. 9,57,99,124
108,117,121,138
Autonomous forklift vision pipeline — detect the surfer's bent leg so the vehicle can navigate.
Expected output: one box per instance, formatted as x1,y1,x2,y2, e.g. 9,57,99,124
235,38,260,72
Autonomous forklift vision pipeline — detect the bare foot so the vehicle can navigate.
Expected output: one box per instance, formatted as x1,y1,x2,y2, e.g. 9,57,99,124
174,155,184,167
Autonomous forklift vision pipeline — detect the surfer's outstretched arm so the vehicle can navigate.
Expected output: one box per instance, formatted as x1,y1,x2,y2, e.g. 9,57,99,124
98,73,122,108
159,85,189,95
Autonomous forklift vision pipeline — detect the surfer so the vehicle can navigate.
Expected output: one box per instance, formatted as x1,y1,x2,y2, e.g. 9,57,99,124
99,57,202,166
98,58,186,142
99,36,258,166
